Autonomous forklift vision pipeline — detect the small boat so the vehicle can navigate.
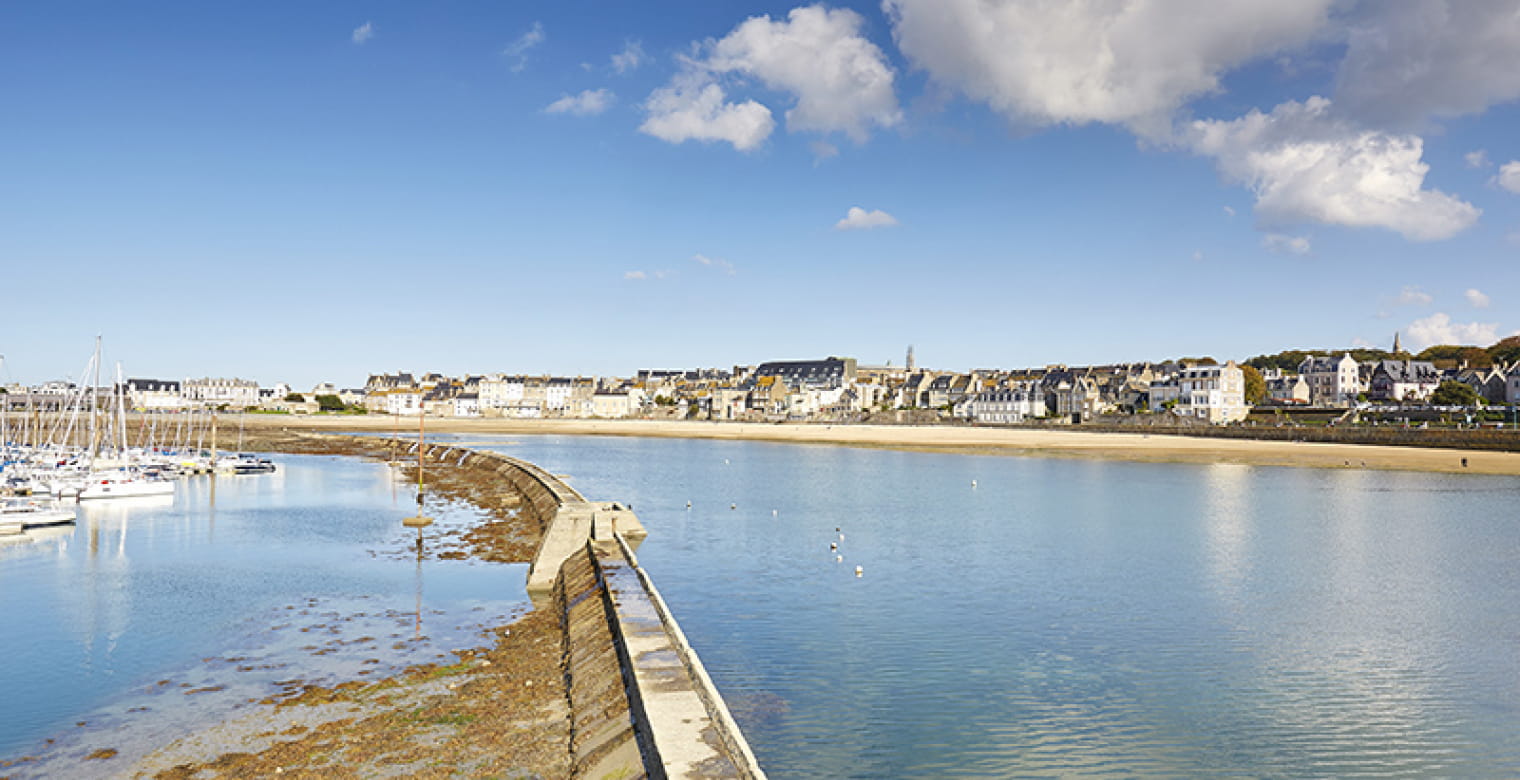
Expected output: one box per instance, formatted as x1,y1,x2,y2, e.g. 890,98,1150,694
78,471,176,501
1,498,76,530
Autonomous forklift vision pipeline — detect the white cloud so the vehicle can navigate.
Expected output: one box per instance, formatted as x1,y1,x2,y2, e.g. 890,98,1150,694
1396,286,1433,306
624,270,671,281
1185,97,1480,241
1497,161,1520,194
884,0,1331,135
503,22,545,72
1465,149,1491,169
642,5,899,149
612,40,646,74
692,253,736,275
704,6,900,141
639,74,775,151
1333,1,1520,127
624,270,647,280
835,206,898,230
545,89,615,117
351,22,374,45
1466,288,1492,309
1406,312,1502,349
1223,205,1236,218
1351,336,1375,348
1191,249,1204,262
810,140,839,163
1262,233,1311,254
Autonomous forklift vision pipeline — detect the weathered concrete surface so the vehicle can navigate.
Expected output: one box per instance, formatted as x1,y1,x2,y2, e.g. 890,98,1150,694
405,438,762,778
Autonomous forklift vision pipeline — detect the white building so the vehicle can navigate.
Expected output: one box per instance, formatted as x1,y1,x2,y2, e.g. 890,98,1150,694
1171,362,1249,423
123,379,186,411
1298,354,1361,406
452,393,481,418
183,377,260,410
962,384,1046,423
383,389,424,416
478,374,526,410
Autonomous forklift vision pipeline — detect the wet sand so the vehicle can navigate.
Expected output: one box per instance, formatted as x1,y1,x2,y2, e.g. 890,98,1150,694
226,414,1520,476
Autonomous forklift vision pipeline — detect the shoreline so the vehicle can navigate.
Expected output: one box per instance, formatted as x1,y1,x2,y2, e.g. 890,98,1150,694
220,414,1520,476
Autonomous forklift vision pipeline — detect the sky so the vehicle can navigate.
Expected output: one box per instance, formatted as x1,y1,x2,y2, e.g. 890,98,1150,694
3,1,1520,389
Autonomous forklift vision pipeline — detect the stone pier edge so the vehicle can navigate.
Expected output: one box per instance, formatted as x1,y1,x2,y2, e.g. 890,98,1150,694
391,436,766,778
614,532,767,777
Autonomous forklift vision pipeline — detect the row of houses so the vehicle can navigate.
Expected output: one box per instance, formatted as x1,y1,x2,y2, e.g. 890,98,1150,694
20,348,1518,425
1277,354,1518,406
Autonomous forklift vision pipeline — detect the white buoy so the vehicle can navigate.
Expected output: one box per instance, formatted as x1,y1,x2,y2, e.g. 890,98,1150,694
835,554,843,563
724,458,730,465
730,503,736,510
686,500,692,509
855,565,863,577
971,479,978,488
838,533,845,541
772,509,778,516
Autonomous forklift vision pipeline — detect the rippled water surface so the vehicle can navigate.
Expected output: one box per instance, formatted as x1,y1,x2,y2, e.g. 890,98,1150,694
447,433,1520,778
5,436,1519,777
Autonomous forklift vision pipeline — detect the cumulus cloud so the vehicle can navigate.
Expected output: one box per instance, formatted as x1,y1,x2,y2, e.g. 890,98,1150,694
352,22,374,45
503,22,544,72
884,0,1330,135
1406,312,1504,350
1184,97,1480,241
1333,1,1520,127
1262,233,1311,254
1466,288,1492,309
545,89,615,116
612,40,646,74
1396,286,1433,306
1497,161,1520,194
692,253,736,275
642,5,899,150
640,74,774,151
1465,150,1491,169
835,206,898,230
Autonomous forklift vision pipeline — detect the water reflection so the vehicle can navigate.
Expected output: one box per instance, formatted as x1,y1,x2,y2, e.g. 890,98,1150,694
432,433,1520,779
0,455,534,770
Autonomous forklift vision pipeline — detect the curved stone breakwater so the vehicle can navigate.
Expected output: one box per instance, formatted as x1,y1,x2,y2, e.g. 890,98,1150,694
404,439,765,779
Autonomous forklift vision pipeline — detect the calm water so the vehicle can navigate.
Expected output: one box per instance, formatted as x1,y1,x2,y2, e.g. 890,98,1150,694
0,454,530,774
442,433,1520,778
4,437,1520,777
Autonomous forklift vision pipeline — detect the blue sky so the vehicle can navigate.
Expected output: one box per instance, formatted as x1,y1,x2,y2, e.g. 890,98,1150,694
4,1,1519,388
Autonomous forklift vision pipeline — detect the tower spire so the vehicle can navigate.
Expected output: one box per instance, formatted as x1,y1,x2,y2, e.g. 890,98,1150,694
1392,331,1402,355
906,345,916,372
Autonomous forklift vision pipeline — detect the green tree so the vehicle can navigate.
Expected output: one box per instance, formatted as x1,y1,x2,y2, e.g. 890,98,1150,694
1488,335,1520,365
1240,364,1266,405
1430,380,1480,407
284,392,306,402
315,394,345,411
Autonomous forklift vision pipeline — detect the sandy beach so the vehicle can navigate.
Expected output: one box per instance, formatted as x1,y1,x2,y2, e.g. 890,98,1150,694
225,415,1520,476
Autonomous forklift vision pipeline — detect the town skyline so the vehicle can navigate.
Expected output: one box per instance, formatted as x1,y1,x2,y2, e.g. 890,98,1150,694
5,2,1519,387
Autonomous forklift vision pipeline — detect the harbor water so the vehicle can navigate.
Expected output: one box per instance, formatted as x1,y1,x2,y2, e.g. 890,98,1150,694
4,435,1520,777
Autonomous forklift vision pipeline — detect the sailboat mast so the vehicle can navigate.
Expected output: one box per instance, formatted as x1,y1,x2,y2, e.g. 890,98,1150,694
88,336,102,464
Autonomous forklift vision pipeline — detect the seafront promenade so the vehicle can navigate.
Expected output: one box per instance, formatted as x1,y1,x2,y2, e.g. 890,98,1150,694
222,414,1520,476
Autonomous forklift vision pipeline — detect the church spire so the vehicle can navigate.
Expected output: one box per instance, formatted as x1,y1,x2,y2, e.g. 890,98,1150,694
1392,331,1403,355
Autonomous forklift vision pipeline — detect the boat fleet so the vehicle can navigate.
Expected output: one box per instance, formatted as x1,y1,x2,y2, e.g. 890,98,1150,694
1,342,276,537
